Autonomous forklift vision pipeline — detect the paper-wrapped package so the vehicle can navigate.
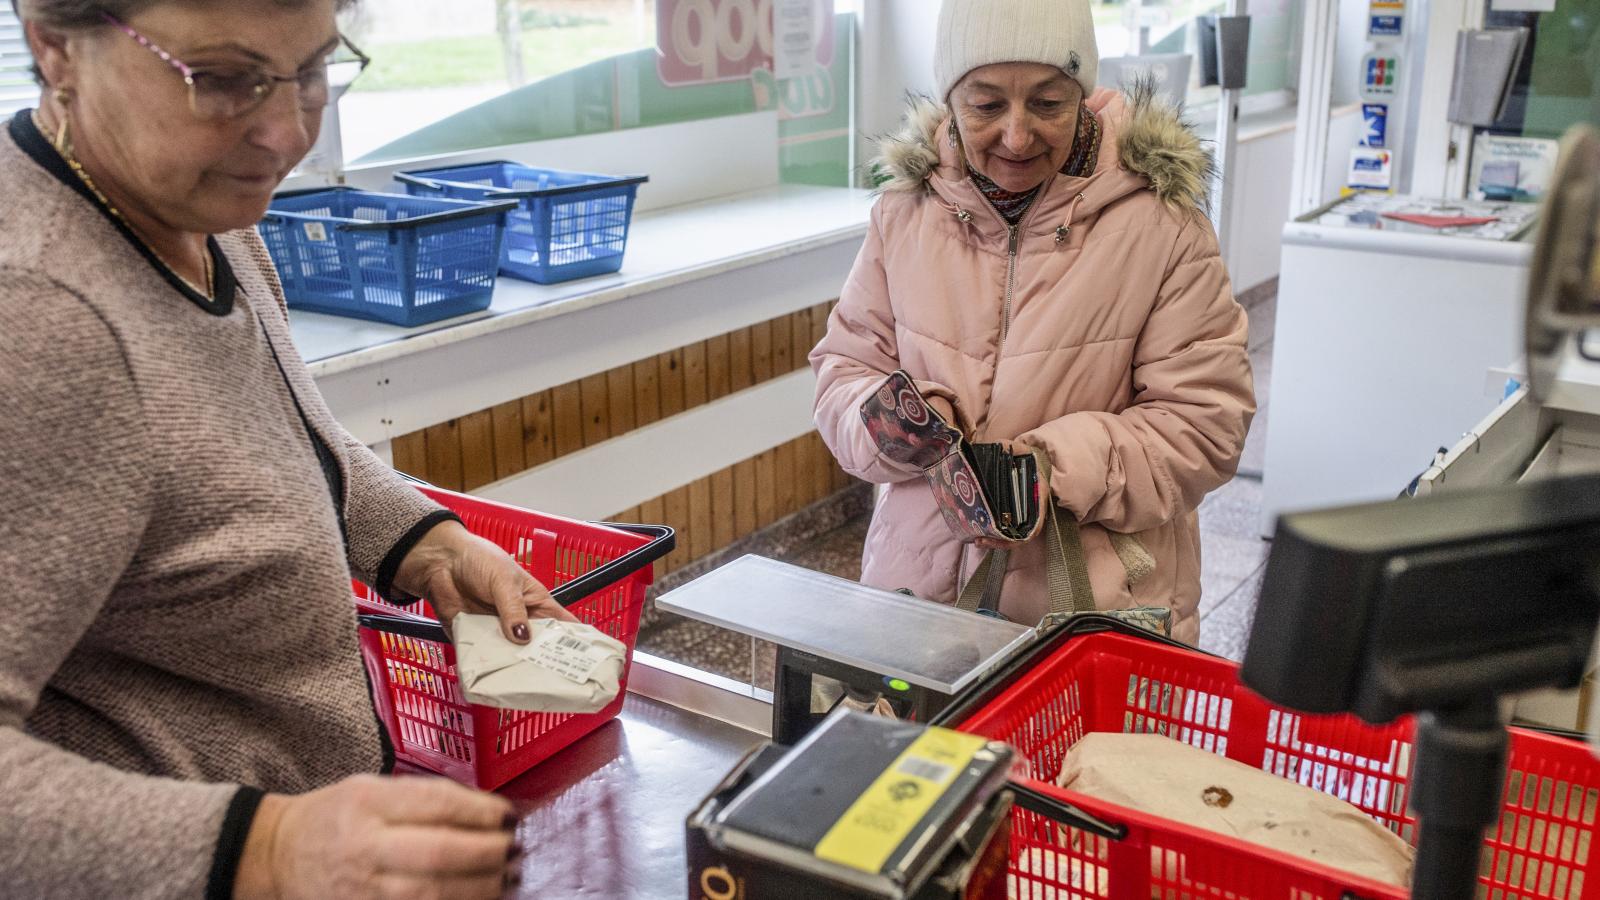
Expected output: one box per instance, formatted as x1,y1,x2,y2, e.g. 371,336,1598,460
1057,733,1415,887
452,614,626,713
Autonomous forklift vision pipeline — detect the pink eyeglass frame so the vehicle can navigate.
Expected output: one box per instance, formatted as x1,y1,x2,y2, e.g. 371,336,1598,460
98,11,368,119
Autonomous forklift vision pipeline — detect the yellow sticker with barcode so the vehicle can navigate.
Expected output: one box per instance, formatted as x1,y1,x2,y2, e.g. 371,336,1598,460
812,727,989,875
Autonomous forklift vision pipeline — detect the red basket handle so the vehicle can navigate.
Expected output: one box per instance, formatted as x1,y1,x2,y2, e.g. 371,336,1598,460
549,522,674,608
358,611,449,643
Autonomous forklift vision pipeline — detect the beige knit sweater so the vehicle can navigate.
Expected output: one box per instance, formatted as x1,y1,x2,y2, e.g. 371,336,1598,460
0,113,450,898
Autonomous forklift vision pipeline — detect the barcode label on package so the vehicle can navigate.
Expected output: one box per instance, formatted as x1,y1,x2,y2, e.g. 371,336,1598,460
303,221,328,242
521,629,607,684
895,757,954,782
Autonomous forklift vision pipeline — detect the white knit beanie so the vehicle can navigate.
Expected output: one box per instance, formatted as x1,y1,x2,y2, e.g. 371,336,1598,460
934,0,1099,102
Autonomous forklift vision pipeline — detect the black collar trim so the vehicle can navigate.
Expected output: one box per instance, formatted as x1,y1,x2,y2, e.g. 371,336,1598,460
9,110,236,317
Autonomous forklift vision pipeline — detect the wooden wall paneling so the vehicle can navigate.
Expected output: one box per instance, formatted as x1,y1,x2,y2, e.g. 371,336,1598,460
793,432,818,507
683,340,709,408
552,383,585,458
639,496,665,529
774,439,798,518
812,301,832,350
790,309,813,372
711,467,736,549
391,432,426,479
489,401,525,481
613,505,641,525
688,476,713,561
606,365,637,436
424,419,465,492
730,327,754,391
580,373,611,447
733,459,758,539
755,449,778,528
706,333,732,401
459,409,497,491
521,391,556,468
809,432,834,504
632,357,662,428
662,486,691,573
659,349,687,418
637,495,665,577
771,314,793,376
751,320,774,383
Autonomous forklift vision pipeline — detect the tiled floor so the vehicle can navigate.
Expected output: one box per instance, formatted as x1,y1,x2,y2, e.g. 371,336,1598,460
638,281,1279,678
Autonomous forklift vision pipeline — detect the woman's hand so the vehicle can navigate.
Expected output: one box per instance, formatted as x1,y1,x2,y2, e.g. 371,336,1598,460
234,774,521,900
394,519,577,644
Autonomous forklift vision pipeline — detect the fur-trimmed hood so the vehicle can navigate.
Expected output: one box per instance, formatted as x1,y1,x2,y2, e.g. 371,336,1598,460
871,78,1216,216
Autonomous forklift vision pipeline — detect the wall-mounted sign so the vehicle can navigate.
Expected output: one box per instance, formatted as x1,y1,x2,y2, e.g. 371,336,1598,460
1369,0,1404,38
1469,134,1560,202
1362,104,1389,148
1348,148,1395,193
1361,52,1401,102
773,0,817,79
656,0,836,86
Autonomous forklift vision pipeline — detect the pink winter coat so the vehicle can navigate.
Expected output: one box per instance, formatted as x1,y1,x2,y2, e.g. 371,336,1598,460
810,87,1255,644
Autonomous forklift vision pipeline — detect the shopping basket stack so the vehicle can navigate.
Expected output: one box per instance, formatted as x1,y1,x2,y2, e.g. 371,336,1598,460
354,486,672,791
939,618,1600,900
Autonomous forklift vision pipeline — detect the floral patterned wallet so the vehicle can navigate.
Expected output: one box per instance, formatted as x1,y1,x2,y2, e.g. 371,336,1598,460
860,371,1044,543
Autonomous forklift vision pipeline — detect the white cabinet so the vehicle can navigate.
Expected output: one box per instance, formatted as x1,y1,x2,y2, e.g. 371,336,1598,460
1260,204,1534,535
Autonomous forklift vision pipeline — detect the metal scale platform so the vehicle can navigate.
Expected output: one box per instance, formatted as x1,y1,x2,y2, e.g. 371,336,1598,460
657,555,1033,743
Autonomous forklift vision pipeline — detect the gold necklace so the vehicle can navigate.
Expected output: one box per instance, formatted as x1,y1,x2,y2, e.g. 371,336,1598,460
35,110,215,298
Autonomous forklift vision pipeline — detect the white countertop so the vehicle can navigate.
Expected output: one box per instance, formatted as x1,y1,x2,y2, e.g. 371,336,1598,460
292,184,876,377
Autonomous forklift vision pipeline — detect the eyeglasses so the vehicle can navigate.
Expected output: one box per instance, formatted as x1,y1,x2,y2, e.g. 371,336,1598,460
100,12,370,122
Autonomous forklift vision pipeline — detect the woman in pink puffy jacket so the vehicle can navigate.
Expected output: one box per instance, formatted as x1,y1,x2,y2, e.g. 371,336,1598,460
809,0,1256,644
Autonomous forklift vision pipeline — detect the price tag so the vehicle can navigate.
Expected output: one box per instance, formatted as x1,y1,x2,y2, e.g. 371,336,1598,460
520,629,608,684
303,221,328,242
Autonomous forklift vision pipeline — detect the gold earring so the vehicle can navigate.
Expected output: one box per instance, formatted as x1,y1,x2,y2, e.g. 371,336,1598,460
50,88,70,155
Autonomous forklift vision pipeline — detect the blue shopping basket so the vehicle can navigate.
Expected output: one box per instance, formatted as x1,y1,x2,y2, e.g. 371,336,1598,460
259,188,516,327
396,161,648,285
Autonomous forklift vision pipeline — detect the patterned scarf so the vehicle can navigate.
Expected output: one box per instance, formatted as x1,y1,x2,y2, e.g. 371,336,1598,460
968,104,1103,225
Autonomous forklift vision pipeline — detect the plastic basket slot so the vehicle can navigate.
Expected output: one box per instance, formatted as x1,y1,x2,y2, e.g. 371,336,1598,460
400,716,474,764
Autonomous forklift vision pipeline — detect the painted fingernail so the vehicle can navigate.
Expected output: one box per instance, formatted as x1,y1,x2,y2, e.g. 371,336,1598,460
502,812,518,830
512,624,530,642
506,839,523,861
504,869,523,888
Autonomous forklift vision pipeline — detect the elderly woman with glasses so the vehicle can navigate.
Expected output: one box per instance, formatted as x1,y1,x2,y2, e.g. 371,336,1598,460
0,2,562,897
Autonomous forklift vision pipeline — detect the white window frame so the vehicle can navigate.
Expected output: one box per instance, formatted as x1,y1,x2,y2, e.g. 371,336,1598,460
0,10,42,119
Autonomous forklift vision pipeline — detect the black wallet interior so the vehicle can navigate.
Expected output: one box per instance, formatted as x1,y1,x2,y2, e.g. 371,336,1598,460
961,443,1040,540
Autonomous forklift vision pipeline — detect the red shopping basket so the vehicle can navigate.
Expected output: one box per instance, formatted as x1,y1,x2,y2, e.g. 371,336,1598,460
945,621,1600,900
353,486,673,791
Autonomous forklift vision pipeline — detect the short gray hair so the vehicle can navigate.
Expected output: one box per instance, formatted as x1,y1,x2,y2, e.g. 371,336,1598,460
14,0,359,84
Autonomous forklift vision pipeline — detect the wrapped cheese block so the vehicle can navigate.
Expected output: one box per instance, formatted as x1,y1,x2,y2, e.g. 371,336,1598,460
1056,732,1416,888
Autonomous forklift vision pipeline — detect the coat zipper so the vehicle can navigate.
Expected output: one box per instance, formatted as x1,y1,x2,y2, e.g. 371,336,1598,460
994,193,1044,371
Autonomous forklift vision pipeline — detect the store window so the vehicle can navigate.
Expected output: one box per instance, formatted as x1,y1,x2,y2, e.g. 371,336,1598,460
0,10,40,119
1464,0,1600,200
1092,0,1300,114
339,1,660,163
340,0,860,188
